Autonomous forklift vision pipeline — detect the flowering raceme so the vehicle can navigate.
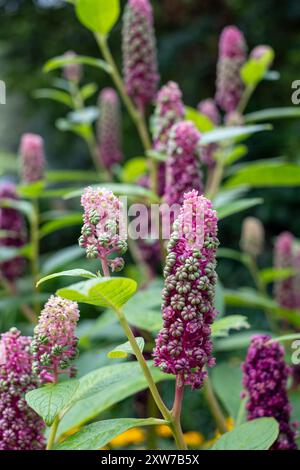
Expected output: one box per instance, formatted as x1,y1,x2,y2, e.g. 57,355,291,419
19,133,46,183
163,121,203,219
153,190,219,389
97,88,123,172
274,231,300,310
62,50,82,83
0,328,45,450
0,182,27,281
197,99,220,168
31,296,80,384
240,216,265,258
242,334,298,450
79,187,127,274
215,26,246,113
122,0,159,111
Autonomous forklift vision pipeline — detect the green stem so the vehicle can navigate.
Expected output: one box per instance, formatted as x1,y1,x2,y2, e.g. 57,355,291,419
237,84,255,115
46,415,60,451
206,159,225,201
203,375,228,434
31,198,40,313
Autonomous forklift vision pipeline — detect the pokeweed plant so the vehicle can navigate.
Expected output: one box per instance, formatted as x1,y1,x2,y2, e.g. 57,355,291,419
1,0,300,452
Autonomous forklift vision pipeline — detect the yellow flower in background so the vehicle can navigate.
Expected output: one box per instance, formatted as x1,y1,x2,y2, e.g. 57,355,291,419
202,417,235,448
183,431,204,447
156,424,173,438
109,428,145,448
59,425,81,443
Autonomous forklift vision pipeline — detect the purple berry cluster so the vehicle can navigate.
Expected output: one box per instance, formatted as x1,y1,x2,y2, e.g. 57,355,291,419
19,133,46,183
242,334,298,450
97,88,123,172
79,187,127,273
215,26,247,113
31,296,80,384
0,328,45,450
122,0,159,112
153,191,219,389
0,182,27,281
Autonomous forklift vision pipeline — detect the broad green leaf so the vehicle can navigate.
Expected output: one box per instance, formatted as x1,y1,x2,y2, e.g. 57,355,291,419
123,284,163,332
212,315,249,338
44,55,111,74
55,417,163,450
57,362,171,437
214,331,267,352
211,418,279,450
76,0,120,35
64,182,159,202
39,213,82,238
46,170,101,183
56,118,91,139
259,267,295,284
67,107,99,124
224,288,276,310
226,162,300,188
245,107,300,123
25,380,80,426
201,124,271,145
33,88,73,107
57,277,137,309
36,269,97,287
240,48,274,86
211,363,243,419
17,181,45,198
107,337,145,358
121,157,147,183
185,106,214,132
223,145,248,166
41,245,84,275
217,247,248,264
217,198,263,220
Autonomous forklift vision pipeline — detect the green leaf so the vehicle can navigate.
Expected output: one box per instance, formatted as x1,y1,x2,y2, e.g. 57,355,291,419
41,245,84,275
17,181,45,199
80,83,98,100
224,288,276,310
217,198,263,220
215,279,225,316
123,283,163,332
214,331,267,352
0,198,34,221
245,107,300,123
39,213,82,238
211,418,279,450
212,315,250,338
259,267,295,284
75,0,120,35
64,183,159,202
67,107,99,124
0,245,32,262
121,157,147,183
57,277,137,309
268,333,300,344
223,145,248,166
201,124,271,145
240,48,274,86
33,88,73,107
211,363,243,419
46,170,101,183
36,269,97,287
217,247,248,264
56,118,92,139
107,337,145,358
56,362,171,437
185,106,215,132
25,380,80,426
226,162,300,188
44,55,111,74
55,417,163,450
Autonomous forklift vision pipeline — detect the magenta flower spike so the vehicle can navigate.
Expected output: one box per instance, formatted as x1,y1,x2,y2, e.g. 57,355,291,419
122,0,159,112
31,296,80,384
274,231,297,310
242,334,298,450
97,88,123,172
197,98,220,168
19,133,46,183
153,190,219,389
79,187,127,275
62,50,82,83
215,26,247,113
0,182,27,281
164,121,203,215
0,328,45,450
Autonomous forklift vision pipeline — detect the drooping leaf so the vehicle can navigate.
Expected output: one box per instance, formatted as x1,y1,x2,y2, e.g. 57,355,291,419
226,162,300,188
44,55,111,74
55,417,164,450
41,245,84,275
57,277,137,310
36,269,97,287
217,198,263,220
64,182,159,202
212,315,250,338
75,0,120,36
211,418,279,450
39,213,83,238
201,124,271,145
123,283,163,332
245,107,300,123
25,380,80,426
107,337,145,358
33,88,73,107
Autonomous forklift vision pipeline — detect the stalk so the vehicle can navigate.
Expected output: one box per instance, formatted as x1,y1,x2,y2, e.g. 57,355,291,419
203,375,228,434
46,415,60,451
31,198,40,313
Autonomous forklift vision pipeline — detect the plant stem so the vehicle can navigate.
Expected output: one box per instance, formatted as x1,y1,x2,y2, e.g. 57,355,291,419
203,375,228,434
46,415,60,451
100,256,110,277
206,159,224,201
237,84,255,115
31,198,40,313
171,377,187,450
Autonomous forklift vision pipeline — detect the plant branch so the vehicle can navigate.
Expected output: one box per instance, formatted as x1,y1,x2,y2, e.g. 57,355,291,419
46,415,60,451
203,375,228,434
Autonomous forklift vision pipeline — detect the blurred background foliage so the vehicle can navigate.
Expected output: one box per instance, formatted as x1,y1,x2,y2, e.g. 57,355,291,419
0,0,300,291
